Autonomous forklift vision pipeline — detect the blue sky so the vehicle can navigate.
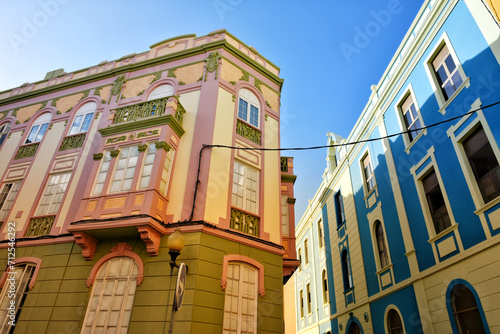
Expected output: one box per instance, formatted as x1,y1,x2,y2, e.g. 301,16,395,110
0,0,424,222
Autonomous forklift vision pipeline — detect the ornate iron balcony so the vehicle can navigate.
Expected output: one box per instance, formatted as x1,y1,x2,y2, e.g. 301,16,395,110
59,133,86,151
26,216,56,236
113,97,185,125
236,119,261,145
14,143,39,160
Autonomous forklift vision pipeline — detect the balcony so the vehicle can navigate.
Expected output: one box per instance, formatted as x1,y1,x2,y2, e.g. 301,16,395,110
14,142,39,160
26,216,55,236
99,96,186,138
230,208,259,237
236,119,261,145
59,133,86,151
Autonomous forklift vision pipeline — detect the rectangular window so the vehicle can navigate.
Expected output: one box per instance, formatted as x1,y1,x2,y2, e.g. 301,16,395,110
223,263,258,333
159,148,175,196
300,290,304,318
0,181,21,221
298,248,302,271
432,44,464,101
306,283,312,314
363,154,375,193
318,220,324,248
304,239,309,265
462,126,500,203
281,195,289,236
335,191,345,227
110,146,139,193
422,169,451,234
0,264,35,332
37,173,71,216
93,151,112,195
401,94,422,142
138,143,156,189
232,161,259,214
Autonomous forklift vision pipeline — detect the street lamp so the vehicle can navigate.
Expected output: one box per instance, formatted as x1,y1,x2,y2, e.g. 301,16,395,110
167,228,188,334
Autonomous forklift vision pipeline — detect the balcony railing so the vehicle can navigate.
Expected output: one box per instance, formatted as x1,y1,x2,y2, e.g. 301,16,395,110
113,97,185,125
236,119,261,145
14,143,39,160
230,208,259,237
26,216,55,236
59,133,86,151
281,157,288,172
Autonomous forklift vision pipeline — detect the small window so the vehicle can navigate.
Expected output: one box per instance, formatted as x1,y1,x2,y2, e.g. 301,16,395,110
306,283,312,314
232,161,259,214
68,102,96,135
298,248,302,271
0,181,21,221
0,123,11,147
318,219,324,248
25,113,51,144
341,250,353,291
159,148,175,196
36,172,71,216
362,153,375,193
238,88,260,128
0,264,36,332
304,239,309,265
299,290,304,318
138,143,156,189
400,93,422,142
387,309,404,334
335,191,345,227
462,126,500,203
281,195,289,237
375,220,389,269
432,44,464,101
110,146,140,193
422,169,451,234
450,284,487,333
322,270,329,304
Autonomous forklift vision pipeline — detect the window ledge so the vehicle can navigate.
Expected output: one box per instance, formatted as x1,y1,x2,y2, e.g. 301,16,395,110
375,263,393,276
363,184,378,202
427,223,459,244
438,77,470,115
404,129,428,155
474,196,500,216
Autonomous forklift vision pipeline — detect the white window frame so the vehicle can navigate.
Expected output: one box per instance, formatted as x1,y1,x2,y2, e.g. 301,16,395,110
0,181,21,221
36,172,71,216
304,239,309,265
24,112,51,144
322,269,329,304
281,194,289,237
0,122,11,147
138,143,157,189
81,257,138,333
222,262,258,334
395,84,426,151
159,147,175,196
68,102,96,135
232,160,260,215
93,151,112,196
318,219,324,249
424,33,469,114
447,101,500,213
237,88,260,129
306,283,312,315
410,147,458,239
361,150,377,196
109,146,140,193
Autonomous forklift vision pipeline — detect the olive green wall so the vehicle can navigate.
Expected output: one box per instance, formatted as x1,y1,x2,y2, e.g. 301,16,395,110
0,230,284,333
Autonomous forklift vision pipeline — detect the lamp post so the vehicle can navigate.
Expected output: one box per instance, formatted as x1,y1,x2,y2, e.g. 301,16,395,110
167,228,188,334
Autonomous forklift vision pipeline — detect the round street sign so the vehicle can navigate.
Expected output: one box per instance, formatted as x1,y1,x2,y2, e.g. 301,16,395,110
174,263,187,311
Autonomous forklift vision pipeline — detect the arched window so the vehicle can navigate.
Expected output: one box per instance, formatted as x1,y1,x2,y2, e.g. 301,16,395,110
238,88,260,128
341,250,352,291
387,309,404,334
375,220,389,268
322,269,329,304
0,122,11,147
25,113,51,144
348,321,362,334
147,84,174,101
68,102,96,135
81,257,138,333
450,284,487,333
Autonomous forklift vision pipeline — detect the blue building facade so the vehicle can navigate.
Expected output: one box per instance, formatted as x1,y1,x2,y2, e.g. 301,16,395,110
295,0,500,333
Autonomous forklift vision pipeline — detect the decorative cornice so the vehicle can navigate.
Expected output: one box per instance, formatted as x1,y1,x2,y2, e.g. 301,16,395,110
281,174,297,184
